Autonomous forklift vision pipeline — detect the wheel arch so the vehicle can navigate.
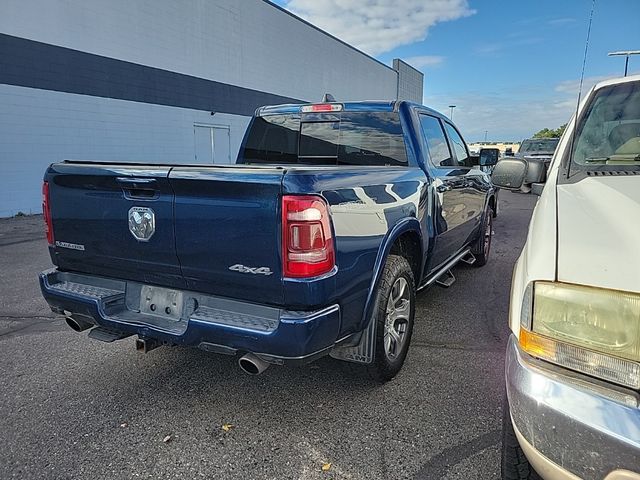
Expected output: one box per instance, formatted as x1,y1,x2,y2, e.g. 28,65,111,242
358,218,423,332
488,194,496,213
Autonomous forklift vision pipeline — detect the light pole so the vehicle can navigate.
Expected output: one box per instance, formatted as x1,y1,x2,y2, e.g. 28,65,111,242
608,50,640,77
448,105,456,119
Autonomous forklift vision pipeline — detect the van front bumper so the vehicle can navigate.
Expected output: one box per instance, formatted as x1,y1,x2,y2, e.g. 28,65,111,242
39,269,341,364
505,334,640,479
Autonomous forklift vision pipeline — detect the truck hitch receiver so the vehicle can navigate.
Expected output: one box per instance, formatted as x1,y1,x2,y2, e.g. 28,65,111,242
135,337,161,353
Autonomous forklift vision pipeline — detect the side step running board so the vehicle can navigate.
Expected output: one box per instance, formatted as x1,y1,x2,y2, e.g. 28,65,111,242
418,248,471,291
459,252,476,265
435,269,456,288
88,326,132,343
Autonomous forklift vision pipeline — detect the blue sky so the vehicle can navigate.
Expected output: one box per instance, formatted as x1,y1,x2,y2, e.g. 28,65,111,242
275,0,639,141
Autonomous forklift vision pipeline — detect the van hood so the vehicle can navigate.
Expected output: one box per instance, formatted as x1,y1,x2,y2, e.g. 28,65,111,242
556,175,640,293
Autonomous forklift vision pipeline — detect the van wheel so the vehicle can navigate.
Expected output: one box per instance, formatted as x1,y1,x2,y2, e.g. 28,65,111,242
502,398,541,480
367,255,415,382
472,206,493,267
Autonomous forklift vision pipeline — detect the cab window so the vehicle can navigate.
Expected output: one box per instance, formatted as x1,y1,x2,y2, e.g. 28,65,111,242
443,122,470,167
419,114,453,167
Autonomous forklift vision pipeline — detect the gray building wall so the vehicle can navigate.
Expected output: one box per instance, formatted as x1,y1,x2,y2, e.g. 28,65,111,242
0,0,422,217
393,59,424,104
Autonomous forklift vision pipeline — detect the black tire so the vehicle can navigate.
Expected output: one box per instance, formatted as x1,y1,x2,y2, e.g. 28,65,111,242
472,205,493,267
502,398,542,480
366,255,416,382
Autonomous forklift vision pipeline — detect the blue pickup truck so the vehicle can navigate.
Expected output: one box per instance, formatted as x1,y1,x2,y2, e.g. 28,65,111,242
39,100,497,381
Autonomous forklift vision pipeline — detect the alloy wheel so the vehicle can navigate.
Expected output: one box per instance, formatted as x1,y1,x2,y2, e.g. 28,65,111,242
384,277,411,359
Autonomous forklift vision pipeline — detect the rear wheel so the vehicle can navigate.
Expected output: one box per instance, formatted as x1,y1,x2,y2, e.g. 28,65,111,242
472,205,493,267
367,255,415,382
502,398,542,480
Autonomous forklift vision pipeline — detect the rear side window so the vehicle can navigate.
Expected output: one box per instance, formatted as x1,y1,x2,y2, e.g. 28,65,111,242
419,114,453,167
240,111,408,166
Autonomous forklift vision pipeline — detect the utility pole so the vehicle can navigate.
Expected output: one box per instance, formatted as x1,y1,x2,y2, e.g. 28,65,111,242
448,105,456,119
608,50,640,76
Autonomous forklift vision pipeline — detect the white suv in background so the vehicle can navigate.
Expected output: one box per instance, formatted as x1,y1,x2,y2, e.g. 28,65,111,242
492,74,640,480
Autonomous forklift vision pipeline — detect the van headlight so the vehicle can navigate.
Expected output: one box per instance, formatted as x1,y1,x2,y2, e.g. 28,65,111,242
519,282,640,389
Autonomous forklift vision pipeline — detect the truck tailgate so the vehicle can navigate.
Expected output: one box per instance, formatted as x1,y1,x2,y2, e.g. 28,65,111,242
169,166,284,305
45,163,184,288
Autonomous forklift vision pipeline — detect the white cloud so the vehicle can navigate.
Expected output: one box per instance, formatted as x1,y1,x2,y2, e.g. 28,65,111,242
401,55,445,69
432,75,620,141
430,92,574,142
554,75,614,94
283,0,475,56
548,17,576,26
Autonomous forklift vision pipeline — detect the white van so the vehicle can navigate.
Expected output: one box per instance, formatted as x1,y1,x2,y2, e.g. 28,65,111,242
492,74,640,480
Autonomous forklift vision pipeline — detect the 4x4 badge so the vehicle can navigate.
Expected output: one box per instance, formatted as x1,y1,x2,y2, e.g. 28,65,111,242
228,264,273,276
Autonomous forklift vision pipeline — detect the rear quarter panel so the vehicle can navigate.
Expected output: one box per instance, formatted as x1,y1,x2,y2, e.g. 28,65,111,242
282,166,429,337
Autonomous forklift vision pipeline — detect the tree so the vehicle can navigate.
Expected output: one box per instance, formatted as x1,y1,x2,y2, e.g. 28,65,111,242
532,124,567,138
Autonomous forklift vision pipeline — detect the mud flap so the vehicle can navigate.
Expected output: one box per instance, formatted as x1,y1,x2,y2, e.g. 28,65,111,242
329,317,376,364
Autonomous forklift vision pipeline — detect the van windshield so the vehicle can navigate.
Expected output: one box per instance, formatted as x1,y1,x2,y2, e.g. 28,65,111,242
572,80,640,170
239,111,408,166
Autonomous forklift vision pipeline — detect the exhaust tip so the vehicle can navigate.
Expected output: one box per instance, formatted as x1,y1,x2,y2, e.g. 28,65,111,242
65,316,92,332
238,352,270,375
239,358,261,375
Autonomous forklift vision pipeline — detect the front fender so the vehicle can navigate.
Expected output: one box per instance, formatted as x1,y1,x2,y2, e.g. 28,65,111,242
358,218,423,332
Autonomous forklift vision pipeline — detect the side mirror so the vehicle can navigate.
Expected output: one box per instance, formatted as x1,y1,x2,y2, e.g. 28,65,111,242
531,183,545,196
479,148,499,166
491,158,528,190
524,159,548,184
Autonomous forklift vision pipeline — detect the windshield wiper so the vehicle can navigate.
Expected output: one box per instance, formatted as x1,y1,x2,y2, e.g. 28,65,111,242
585,154,640,163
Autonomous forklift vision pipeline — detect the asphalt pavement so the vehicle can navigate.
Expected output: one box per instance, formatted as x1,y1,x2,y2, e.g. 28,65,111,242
0,192,538,480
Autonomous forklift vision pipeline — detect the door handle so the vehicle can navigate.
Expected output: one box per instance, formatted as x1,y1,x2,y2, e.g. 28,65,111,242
116,177,158,199
116,177,157,187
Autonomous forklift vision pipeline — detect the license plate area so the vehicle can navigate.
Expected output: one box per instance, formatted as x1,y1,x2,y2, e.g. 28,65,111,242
139,285,184,321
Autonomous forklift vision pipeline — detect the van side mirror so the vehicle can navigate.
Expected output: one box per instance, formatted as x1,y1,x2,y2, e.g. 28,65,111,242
491,158,528,190
531,183,545,196
479,148,499,166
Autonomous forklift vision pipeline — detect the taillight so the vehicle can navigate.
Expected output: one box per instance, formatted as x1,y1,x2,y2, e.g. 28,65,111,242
300,103,343,113
42,181,54,245
282,195,335,278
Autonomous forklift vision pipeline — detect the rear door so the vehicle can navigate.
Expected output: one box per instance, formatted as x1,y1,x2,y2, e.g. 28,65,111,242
418,114,478,269
169,166,284,305
442,121,486,239
46,162,184,288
